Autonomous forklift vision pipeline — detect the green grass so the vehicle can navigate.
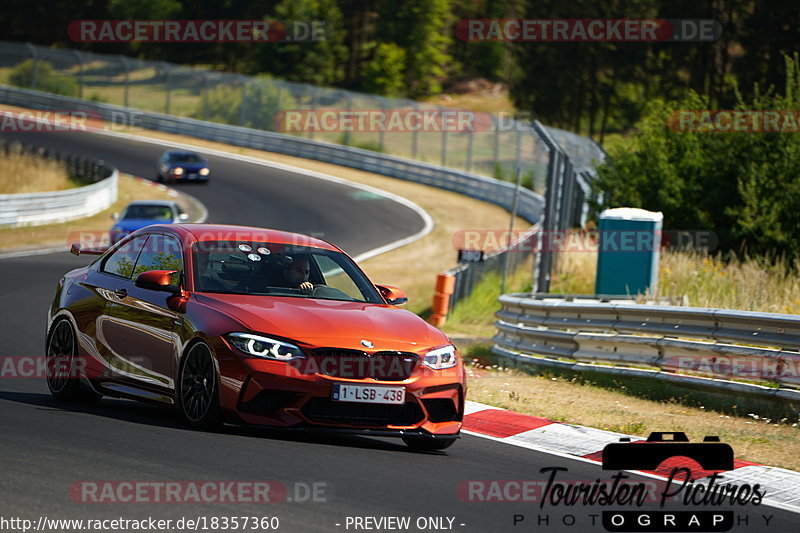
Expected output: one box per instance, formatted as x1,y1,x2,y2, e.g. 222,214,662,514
443,258,533,337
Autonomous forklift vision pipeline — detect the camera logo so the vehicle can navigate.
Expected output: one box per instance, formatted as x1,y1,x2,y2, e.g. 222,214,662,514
602,432,734,472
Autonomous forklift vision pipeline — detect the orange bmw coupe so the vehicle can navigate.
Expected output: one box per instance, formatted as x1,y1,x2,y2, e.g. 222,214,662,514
46,224,465,450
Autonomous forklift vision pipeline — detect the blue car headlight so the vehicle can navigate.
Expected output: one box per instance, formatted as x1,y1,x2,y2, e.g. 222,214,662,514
422,344,458,370
226,333,305,361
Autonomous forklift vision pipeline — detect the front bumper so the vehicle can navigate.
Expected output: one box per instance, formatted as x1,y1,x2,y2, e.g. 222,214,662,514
169,170,209,181
213,341,465,436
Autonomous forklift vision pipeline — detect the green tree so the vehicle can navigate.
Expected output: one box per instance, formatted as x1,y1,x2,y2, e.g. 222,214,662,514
195,76,297,130
262,0,349,86
389,0,451,98
362,43,406,97
9,59,78,97
595,55,800,259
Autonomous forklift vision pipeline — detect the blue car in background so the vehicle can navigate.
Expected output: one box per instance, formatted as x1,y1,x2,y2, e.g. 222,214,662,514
156,150,210,184
110,200,189,243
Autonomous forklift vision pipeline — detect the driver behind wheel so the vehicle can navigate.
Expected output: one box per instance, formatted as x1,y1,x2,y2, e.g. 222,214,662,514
283,257,314,294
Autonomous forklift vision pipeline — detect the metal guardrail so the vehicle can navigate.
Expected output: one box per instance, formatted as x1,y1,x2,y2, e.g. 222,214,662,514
493,294,800,405
0,85,545,225
0,139,117,227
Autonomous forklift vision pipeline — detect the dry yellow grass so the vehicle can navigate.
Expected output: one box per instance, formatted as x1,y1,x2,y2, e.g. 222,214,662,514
0,152,73,194
550,238,800,314
467,365,800,470
425,85,515,114
0,175,181,250
660,253,800,314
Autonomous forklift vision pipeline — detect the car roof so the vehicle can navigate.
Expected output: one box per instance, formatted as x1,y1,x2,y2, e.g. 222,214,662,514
165,150,203,157
126,200,178,207
146,224,341,252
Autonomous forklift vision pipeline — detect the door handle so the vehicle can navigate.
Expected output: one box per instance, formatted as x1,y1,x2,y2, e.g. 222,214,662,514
114,288,128,299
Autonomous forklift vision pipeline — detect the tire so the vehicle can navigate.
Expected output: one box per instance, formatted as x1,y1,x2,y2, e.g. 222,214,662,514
402,435,457,452
178,341,222,430
156,174,163,183
45,318,102,403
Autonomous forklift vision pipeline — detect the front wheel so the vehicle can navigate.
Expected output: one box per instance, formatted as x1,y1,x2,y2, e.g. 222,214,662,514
179,342,222,430
402,435,457,452
45,318,102,403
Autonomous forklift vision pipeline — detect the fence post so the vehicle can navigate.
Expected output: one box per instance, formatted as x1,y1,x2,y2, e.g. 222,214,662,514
272,83,284,132
493,115,501,177
73,50,84,99
240,77,248,127
441,106,448,167
164,62,172,115
343,94,353,146
466,126,474,172
378,98,386,151
532,121,565,294
202,72,210,120
309,85,318,140
501,167,523,294
26,43,38,89
411,101,419,160
120,56,130,108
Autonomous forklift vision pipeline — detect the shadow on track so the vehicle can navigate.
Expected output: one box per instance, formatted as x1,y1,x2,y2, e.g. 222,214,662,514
0,390,448,455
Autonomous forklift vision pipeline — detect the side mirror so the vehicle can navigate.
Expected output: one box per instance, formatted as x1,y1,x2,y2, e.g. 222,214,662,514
178,213,189,221
70,243,104,256
135,270,180,293
112,212,119,220
376,284,408,305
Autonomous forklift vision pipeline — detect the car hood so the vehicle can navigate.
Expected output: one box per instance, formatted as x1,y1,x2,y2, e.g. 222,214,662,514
195,293,450,351
170,162,207,171
115,218,172,231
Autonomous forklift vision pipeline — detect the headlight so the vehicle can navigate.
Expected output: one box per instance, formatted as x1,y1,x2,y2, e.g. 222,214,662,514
173,167,184,175
199,168,210,176
422,344,458,369
226,333,305,361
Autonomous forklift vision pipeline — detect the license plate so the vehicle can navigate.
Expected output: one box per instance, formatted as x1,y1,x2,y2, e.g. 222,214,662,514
332,384,405,404
187,173,197,179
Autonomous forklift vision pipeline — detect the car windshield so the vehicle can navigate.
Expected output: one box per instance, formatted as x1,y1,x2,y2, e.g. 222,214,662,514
169,153,204,163
122,205,173,220
192,240,383,303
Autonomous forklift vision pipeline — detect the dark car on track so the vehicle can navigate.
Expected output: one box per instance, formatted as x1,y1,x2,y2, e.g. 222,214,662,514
46,224,465,451
156,150,210,184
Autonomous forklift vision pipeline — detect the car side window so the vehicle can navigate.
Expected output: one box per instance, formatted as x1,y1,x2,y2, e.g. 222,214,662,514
133,234,184,286
314,254,364,301
101,235,149,279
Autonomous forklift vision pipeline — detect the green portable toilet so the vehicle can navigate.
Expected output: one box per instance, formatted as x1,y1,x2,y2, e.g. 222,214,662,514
595,207,663,297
